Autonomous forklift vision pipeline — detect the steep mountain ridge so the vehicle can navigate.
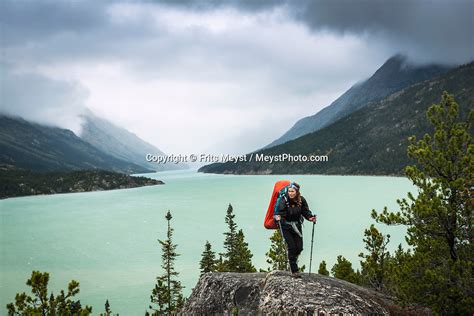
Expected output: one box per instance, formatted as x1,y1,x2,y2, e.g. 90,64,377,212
0,114,152,174
264,54,453,149
79,109,188,172
199,61,473,175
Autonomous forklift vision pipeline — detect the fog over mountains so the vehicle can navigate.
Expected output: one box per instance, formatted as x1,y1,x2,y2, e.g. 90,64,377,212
199,59,473,175
262,54,453,150
0,110,188,174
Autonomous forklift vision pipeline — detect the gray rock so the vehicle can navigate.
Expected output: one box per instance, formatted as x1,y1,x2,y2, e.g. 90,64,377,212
180,270,431,315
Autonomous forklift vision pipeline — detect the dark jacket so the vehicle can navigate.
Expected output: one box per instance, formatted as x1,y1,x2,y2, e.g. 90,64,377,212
275,195,313,229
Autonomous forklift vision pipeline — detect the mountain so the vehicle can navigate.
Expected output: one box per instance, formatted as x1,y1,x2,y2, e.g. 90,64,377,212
263,54,453,149
0,114,153,174
79,109,188,172
198,61,473,175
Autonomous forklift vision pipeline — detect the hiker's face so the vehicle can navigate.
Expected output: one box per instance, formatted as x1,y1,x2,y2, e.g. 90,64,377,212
288,188,297,199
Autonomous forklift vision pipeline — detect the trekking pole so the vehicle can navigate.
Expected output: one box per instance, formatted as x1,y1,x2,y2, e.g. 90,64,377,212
277,220,290,272
309,221,315,275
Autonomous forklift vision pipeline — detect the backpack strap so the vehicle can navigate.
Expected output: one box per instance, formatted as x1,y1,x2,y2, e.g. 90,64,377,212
281,186,304,225
273,186,290,219
280,187,290,208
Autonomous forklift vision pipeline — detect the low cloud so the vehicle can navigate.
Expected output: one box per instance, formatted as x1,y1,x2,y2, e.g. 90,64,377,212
1,64,88,135
1,0,471,154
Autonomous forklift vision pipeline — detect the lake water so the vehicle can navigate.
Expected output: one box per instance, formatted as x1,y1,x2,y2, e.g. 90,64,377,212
0,169,416,315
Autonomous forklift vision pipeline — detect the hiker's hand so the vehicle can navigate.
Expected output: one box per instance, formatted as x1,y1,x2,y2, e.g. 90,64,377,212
275,215,281,221
309,216,317,223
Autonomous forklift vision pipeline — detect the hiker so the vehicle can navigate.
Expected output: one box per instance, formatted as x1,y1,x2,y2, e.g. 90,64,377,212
274,182,317,278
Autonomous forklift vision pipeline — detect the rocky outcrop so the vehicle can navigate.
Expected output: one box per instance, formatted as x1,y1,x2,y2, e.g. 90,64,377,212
180,271,431,315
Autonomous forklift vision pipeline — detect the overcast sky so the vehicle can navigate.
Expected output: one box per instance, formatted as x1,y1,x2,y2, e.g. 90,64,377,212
1,0,473,155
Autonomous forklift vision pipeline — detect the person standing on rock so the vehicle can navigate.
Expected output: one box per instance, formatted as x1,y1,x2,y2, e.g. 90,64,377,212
274,182,317,278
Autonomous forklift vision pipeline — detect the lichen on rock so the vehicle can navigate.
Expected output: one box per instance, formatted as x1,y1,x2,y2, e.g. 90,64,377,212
180,270,430,315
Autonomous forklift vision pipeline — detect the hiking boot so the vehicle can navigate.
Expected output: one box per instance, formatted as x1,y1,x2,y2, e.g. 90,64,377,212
291,272,302,279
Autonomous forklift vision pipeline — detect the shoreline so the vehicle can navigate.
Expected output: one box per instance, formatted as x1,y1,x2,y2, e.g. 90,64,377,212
0,182,163,201
196,170,408,179
0,169,164,200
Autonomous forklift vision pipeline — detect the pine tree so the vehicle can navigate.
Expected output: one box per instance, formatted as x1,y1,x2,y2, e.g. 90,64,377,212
199,241,218,275
331,255,361,285
234,229,256,272
6,271,93,315
218,203,256,272
358,224,391,292
215,253,225,272
299,263,307,272
149,278,167,315
99,299,118,316
148,210,185,315
371,91,474,314
265,229,288,271
105,300,111,315
318,260,329,275
218,203,238,271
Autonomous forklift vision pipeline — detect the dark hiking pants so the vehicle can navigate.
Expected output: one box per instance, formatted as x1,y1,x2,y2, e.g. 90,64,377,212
281,224,303,273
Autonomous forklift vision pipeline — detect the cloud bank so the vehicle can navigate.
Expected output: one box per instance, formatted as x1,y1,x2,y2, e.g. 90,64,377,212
1,0,472,155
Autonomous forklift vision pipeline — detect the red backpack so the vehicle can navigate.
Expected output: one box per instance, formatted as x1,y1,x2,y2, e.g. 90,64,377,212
264,180,291,229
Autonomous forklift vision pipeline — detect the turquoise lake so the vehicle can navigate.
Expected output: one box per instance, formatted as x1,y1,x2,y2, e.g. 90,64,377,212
0,169,416,315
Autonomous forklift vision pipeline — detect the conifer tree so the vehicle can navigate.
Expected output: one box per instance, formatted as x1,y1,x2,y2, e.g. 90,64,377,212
199,241,218,275
371,91,473,313
265,230,288,271
219,204,238,271
148,210,185,315
358,224,391,292
215,253,225,272
318,260,329,276
234,229,256,272
218,203,256,272
6,271,92,315
331,255,361,285
99,299,118,316
104,300,111,315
